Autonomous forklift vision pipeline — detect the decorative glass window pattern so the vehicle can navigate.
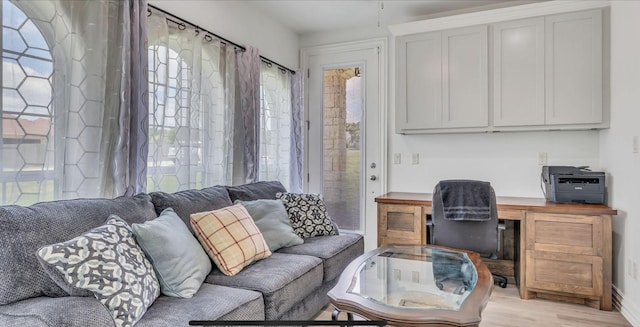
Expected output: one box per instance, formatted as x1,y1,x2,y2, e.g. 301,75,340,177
1,0,56,205
147,44,196,192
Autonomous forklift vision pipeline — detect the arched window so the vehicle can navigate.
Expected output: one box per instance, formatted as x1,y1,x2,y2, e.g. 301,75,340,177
146,9,237,192
1,0,55,205
147,43,195,191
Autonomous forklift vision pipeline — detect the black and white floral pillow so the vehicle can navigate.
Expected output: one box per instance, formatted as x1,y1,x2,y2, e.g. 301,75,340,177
276,192,338,238
37,215,160,327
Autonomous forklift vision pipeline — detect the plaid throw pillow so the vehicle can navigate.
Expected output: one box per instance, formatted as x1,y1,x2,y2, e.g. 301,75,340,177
190,204,271,276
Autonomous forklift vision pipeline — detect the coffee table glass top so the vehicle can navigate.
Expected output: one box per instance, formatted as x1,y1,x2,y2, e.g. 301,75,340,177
347,245,478,311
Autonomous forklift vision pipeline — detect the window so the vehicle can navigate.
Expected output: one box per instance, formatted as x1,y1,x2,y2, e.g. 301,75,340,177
147,44,200,192
259,62,292,186
1,0,56,205
146,14,231,193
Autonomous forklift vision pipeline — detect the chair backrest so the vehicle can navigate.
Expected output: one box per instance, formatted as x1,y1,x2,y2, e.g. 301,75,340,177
431,180,499,256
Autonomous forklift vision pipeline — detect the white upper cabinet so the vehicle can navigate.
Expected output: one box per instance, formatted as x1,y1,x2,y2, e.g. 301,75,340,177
395,26,488,132
396,32,442,130
394,7,606,134
493,17,545,127
545,10,602,125
442,26,488,128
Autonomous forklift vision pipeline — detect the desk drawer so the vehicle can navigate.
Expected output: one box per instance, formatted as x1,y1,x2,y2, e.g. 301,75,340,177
378,204,425,246
526,250,603,297
526,212,603,256
499,209,525,220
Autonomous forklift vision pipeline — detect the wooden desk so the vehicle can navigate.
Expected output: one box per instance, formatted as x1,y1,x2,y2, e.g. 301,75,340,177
375,192,617,311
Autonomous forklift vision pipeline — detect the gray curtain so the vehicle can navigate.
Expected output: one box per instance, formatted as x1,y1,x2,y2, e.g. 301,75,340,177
289,69,304,193
101,0,149,197
236,45,261,184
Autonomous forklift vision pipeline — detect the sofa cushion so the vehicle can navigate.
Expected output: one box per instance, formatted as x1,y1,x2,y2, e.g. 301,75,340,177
191,204,271,276
149,185,232,233
205,252,323,320
277,233,364,282
276,192,338,238
0,193,157,305
132,208,212,298
236,199,304,252
0,296,114,327
226,181,287,202
136,284,264,327
36,216,160,327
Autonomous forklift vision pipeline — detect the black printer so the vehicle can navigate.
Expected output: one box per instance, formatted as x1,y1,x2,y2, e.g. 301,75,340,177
541,166,606,204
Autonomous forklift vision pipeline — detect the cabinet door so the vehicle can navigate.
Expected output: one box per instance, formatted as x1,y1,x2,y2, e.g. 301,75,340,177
526,213,603,256
545,10,602,125
396,32,442,131
442,25,488,128
493,18,545,126
526,250,603,297
378,204,424,246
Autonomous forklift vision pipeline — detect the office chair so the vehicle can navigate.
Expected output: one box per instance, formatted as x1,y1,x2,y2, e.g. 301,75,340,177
431,180,508,288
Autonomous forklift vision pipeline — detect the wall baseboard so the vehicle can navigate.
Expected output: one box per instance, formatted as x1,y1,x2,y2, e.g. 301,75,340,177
613,286,640,326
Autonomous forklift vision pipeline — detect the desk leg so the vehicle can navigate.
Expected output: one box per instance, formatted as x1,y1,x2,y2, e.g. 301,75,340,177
601,215,613,311
516,219,534,300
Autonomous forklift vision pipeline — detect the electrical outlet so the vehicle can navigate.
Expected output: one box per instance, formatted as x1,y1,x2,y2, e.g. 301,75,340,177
393,153,401,164
412,153,419,165
633,136,638,154
538,152,548,166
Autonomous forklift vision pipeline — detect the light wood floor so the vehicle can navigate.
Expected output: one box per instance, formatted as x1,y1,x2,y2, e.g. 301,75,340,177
315,285,632,326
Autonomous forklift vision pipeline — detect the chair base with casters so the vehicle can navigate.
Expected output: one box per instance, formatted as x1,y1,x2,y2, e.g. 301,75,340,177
493,273,508,288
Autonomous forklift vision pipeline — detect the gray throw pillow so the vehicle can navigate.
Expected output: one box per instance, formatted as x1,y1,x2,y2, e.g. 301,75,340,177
276,193,339,239
149,186,232,234
36,215,160,327
226,181,287,202
236,199,304,252
132,208,212,298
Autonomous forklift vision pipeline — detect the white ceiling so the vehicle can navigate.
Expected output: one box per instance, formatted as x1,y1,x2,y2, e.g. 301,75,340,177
244,0,536,35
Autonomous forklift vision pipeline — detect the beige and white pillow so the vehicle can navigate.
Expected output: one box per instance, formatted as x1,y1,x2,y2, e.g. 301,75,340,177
190,204,271,276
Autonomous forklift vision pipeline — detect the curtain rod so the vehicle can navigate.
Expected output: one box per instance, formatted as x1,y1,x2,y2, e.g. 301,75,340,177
147,4,296,75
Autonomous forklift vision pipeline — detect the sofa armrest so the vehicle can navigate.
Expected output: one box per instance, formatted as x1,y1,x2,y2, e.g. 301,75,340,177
0,296,114,327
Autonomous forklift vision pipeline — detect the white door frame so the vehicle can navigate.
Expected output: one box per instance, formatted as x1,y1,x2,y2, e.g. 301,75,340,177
301,38,388,248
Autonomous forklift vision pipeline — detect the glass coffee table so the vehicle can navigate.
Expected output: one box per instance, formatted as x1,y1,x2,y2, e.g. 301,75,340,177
328,245,493,327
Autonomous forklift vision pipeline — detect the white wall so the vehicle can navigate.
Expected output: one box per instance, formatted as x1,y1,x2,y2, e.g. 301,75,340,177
148,0,299,70
387,130,600,197
601,1,640,325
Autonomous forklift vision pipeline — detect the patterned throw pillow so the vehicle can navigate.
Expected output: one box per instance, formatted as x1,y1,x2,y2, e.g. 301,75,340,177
276,192,338,238
190,204,271,276
36,216,160,327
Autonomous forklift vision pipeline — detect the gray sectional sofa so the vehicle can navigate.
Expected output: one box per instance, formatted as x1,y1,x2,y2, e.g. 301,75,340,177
0,181,364,326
